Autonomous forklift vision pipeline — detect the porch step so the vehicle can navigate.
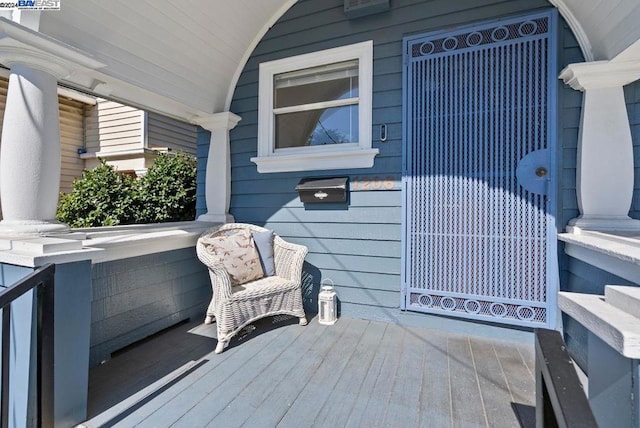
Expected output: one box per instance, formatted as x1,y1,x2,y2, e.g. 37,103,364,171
77,359,204,428
605,285,640,319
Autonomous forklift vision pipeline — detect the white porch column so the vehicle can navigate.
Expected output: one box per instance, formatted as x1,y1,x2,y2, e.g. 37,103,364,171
560,60,640,233
194,112,241,223
0,19,104,237
0,63,67,235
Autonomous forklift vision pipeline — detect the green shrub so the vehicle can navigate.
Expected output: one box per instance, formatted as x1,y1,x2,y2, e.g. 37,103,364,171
57,159,138,227
136,152,197,224
56,152,197,228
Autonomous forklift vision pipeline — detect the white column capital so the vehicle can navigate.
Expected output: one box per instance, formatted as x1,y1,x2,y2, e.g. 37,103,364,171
193,112,241,132
559,60,640,91
0,18,104,79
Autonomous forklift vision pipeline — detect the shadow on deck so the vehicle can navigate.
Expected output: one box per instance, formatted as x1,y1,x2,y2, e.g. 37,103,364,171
83,315,536,427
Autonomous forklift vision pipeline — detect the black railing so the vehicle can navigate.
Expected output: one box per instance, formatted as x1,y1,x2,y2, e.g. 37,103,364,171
535,328,598,428
0,263,55,428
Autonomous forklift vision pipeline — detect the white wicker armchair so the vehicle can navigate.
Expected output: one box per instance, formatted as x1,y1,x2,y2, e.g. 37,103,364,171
196,223,308,353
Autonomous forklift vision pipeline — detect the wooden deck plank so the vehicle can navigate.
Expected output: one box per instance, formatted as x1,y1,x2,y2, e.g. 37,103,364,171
84,316,536,428
447,335,487,427
109,319,303,427
210,317,327,427
87,320,219,419
170,321,311,427
416,328,453,427
241,318,356,428
313,321,388,428
107,349,243,427
345,322,405,427
492,339,536,428
380,325,426,427
359,324,408,427
135,322,294,427
469,337,522,428
276,319,370,427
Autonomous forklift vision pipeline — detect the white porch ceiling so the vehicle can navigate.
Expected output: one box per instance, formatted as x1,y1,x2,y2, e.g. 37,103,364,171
37,0,296,121
28,0,640,122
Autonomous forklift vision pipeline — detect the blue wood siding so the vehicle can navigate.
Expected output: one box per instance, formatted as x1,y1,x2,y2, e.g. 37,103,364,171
561,257,638,372
89,248,210,366
196,126,210,218
196,0,580,339
628,80,640,219
558,22,583,229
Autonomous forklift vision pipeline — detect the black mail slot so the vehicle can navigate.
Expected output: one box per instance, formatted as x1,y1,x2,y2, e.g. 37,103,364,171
295,177,348,203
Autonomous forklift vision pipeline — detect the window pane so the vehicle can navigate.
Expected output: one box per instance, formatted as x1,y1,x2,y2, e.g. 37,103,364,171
274,60,359,108
275,105,359,149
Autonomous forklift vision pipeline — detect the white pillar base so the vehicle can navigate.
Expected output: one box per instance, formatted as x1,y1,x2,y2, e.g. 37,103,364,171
0,220,69,237
567,216,640,234
196,213,234,224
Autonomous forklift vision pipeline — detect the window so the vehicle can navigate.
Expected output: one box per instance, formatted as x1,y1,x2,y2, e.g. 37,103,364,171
252,41,378,173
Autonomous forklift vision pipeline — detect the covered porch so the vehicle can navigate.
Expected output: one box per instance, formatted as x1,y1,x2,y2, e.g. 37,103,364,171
82,315,536,428
0,0,639,427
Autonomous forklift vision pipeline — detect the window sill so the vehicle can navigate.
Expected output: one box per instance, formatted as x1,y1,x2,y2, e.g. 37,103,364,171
250,148,379,173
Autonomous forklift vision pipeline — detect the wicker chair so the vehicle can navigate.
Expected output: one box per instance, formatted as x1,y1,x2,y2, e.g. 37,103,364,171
196,223,308,353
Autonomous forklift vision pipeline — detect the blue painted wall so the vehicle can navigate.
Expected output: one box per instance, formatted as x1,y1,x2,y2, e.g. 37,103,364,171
194,0,586,340
89,247,210,366
0,261,94,427
54,261,93,427
0,264,35,428
561,257,638,371
628,80,640,219
196,126,210,218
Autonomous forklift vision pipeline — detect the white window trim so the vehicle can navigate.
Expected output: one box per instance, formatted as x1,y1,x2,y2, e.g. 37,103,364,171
252,40,378,173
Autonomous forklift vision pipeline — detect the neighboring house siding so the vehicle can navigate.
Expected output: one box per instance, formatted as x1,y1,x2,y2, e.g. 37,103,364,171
59,96,86,194
84,99,198,173
89,247,210,366
0,76,7,132
197,0,579,336
85,99,143,154
147,112,198,154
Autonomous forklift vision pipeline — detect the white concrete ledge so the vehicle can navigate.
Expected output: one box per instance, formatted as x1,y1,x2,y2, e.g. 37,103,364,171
559,287,640,359
0,221,219,267
559,231,640,283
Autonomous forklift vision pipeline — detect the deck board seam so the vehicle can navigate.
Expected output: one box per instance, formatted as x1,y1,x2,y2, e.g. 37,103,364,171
467,336,490,428
343,322,393,427
141,322,291,427
309,319,373,427
273,318,358,427
167,322,301,427
237,320,330,426
202,320,311,425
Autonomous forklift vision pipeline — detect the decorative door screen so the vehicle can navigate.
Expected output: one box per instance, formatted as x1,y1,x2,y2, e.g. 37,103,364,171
401,11,557,328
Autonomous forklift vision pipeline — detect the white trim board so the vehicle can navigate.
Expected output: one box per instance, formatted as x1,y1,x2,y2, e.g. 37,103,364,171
253,40,378,173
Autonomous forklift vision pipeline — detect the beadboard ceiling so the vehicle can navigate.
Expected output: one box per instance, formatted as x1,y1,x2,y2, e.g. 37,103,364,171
38,0,296,121
31,0,640,122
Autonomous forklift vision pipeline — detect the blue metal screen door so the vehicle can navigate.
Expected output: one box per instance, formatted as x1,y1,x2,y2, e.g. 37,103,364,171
401,11,558,328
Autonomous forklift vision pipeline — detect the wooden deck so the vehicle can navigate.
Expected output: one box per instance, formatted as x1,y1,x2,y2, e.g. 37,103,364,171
82,315,536,428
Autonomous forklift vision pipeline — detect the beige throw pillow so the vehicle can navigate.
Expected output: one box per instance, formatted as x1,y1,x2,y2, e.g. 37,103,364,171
200,229,264,285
